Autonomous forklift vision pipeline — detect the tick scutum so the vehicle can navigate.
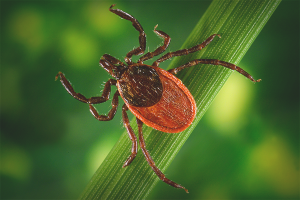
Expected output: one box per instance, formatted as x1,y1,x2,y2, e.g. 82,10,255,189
118,65,163,107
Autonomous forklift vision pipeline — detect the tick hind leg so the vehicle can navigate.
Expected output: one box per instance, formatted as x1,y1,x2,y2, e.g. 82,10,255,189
136,118,189,193
138,25,171,63
152,34,220,67
109,4,146,65
168,59,261,82
122,104,138,168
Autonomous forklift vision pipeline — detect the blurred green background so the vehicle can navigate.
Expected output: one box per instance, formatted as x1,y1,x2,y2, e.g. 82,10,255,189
1,0,299,199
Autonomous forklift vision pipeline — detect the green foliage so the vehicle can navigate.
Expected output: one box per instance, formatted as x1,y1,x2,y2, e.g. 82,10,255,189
80,0,281,199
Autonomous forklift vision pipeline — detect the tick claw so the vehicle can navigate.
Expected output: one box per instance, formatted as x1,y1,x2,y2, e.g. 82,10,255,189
184,188,189,193
110,4,116,9
55,73,59,81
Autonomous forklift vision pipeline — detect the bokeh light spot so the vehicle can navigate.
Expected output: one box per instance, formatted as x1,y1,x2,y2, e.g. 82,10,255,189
206,73,254,135
1,143,31,181
60,28,99,69
84,2,123,36
199,183,230,200
0,68,23,115
9,8,44,50
249,134,299,196
86,136,116,176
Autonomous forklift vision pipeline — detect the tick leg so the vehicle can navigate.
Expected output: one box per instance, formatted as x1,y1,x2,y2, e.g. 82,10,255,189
89,90,119,121
138,25,171,63
152,34,220,67
136,118,189,193
55,72,118,104
168,59,261,82
122,104,138,168
109,4,146,65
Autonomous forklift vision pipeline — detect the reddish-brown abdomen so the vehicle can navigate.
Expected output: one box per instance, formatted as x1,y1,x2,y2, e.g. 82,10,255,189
118,65,196,133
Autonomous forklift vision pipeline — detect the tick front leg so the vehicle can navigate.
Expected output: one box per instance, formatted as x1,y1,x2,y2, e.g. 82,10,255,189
138,25,171,63
168,59,261,82
55,72,117,103
89,90,119,121
109,4,146,65
136,118,189,193
122,104,138,168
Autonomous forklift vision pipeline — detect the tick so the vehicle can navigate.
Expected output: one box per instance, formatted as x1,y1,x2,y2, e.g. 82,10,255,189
56,4,260,193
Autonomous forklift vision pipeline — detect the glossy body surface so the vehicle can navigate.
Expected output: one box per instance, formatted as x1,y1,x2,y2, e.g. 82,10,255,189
56,4,260,193
117,64,196,133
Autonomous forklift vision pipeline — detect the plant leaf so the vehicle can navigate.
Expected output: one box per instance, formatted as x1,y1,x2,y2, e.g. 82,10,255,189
80,0,281,199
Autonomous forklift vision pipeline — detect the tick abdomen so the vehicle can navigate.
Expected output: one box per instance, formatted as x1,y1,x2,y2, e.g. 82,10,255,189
119,65,196,133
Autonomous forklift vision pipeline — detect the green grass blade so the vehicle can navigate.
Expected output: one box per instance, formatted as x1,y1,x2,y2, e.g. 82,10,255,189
80,0,281,199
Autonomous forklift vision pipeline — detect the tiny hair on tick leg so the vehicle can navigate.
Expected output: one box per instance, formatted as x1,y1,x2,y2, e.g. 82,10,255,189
55,4,260,193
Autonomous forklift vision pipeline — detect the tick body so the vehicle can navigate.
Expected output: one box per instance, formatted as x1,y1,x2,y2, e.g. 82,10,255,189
56,4,260,193
118,64,196,133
